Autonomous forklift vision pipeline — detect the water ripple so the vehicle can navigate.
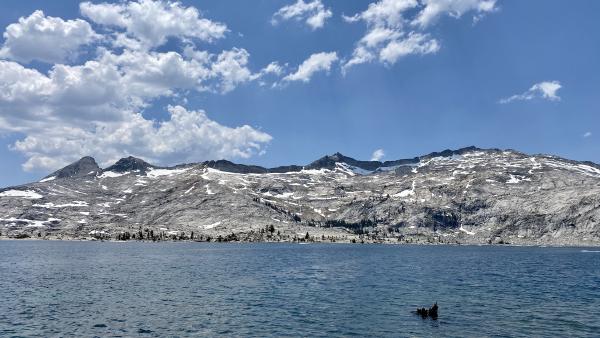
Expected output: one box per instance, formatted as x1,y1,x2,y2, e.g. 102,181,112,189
0,242,598,337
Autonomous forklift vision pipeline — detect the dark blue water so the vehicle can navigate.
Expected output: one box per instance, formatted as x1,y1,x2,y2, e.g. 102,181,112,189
0,242,599,337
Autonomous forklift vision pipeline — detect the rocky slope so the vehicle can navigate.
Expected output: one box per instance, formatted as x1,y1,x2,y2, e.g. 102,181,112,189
1,147,599,245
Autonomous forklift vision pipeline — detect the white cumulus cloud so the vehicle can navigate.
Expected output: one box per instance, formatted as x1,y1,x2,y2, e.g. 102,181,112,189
80,0,227,49
272,0,333,30
0,1,278,173
283,52,338,83
412,0,498,27
0,53,273,171
342,0,497,72
0,10,99,64
583,132,592,138
11,105,272,172
371,149,385,161
379,32,440,64
259,62,285,77
500,81,562,104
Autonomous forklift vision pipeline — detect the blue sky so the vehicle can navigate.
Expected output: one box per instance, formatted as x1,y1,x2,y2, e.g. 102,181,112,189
0,0,598,187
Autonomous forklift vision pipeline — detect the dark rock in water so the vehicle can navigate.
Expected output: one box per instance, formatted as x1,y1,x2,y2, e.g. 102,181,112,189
105,156,154,174
45,156,101,179
415,302,438,320
429,302,438,319
138,328,153,333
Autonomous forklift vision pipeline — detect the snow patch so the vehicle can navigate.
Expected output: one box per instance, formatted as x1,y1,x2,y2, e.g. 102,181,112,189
0,217,60,228
506,175,531,184
263,191,294,199
146,168,190,178
0,189,43,199
300,168,331,175
335,163,373,176
459,225,475,235
313,208,325,217
545,160,600,178
393,181,416,198
201,221,222,229
99,171,128,178
33,201,88,208
39,176,56,183
184,184,196,195
135,178,148,186
378,162,419,172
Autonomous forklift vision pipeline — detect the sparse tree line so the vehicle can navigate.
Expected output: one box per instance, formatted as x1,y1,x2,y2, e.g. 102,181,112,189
95,225,348,243
0,226,509,244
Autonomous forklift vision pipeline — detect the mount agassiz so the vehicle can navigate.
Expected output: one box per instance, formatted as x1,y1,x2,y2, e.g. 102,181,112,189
1,146,599,245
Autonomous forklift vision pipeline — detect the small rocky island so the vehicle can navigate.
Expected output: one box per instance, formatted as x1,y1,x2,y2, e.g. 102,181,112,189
1,146,599,245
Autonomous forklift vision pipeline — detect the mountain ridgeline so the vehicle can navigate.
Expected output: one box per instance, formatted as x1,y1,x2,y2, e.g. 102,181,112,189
1,146,599,245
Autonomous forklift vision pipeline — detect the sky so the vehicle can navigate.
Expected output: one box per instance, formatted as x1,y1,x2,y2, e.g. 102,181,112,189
0,0,598,187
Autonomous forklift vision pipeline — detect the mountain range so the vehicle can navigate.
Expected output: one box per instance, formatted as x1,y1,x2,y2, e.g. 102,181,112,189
1,146,599,245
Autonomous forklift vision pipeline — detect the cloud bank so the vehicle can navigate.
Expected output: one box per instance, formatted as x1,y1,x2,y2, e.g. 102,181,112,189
0,0,502,173
0,0,274,172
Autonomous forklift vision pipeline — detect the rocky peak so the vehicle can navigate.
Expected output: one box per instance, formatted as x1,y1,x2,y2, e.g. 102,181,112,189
105,156,154,174
204,160,268,174
305,154,344,170
419,146,489,160
45,156,101,180
306,152,382,171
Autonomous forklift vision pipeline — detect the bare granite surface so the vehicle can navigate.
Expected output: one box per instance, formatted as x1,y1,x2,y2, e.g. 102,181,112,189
1,147,599,245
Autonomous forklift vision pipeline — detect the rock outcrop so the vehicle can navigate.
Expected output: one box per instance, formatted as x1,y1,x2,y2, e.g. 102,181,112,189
43,156,101,180
1,147,599,245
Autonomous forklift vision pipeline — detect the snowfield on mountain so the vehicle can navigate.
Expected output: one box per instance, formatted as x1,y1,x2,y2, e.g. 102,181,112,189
1,147,599,245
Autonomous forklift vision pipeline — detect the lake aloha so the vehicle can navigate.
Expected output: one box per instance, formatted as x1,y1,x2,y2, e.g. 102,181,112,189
1,241,599,337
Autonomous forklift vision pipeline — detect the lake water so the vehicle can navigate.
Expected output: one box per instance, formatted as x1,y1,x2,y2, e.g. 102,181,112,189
1,241,599,337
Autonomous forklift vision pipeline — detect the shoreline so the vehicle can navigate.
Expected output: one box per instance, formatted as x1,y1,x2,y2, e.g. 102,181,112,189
1,237,599,248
